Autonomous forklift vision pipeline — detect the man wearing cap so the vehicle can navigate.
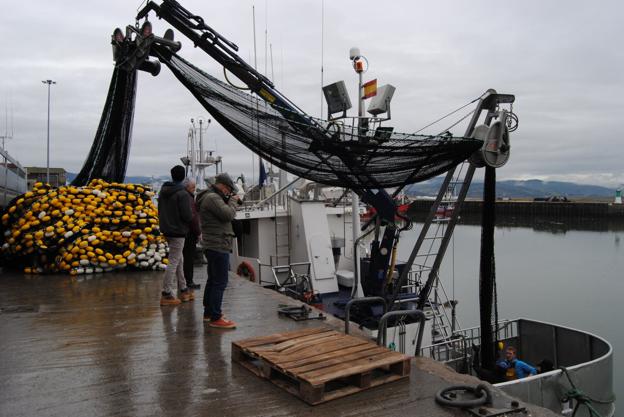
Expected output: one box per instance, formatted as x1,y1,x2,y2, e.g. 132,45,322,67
158,165,194,305
197,173,240,329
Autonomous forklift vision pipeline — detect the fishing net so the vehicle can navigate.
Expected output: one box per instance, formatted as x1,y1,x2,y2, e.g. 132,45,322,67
153,47,483,191
0,180,168,275
72,67,137,186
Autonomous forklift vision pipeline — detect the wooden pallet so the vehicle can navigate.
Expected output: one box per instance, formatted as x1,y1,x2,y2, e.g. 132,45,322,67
232,327,411,405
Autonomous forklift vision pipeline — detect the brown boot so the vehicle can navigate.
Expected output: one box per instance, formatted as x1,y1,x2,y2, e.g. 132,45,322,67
160,292,181,306
180,289,194,302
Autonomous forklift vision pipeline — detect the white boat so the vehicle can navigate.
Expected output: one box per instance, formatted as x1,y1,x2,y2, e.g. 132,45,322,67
0,146,27,209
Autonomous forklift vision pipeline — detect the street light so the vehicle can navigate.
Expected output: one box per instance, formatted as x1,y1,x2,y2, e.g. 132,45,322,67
349,47,366,296
42,79,56,185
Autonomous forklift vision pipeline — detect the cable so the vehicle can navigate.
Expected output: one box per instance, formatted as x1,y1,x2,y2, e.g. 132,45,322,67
223,67,251,90
436,108,476,136
412,98,478,135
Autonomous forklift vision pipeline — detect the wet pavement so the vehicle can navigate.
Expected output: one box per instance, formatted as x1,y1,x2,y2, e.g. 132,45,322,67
0,267,556,417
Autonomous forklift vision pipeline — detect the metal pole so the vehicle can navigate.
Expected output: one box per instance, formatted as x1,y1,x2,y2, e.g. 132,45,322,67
351,64,363,295
42,80,55,185
46,83,50,184
252,175,300,208
189,120,196,185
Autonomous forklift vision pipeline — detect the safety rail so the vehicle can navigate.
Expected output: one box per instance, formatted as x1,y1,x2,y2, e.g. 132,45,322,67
497,319,614,417
420,320,517,365
377,310,426,356
270,262,312,298
420,318,615,417
344,296,387,335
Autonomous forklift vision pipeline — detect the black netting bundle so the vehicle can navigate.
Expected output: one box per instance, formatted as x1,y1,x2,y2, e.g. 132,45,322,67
153,48,483,191
72,67,137,186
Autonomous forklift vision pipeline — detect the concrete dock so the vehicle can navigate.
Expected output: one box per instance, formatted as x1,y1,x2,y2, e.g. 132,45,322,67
0,267,556,417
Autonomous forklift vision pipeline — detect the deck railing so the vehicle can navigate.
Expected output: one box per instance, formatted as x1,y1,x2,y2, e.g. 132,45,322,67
420,318,614,417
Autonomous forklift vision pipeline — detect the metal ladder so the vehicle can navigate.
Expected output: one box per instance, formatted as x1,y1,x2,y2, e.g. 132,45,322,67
398,162,474,343
270,198,291,267
390,90,510,347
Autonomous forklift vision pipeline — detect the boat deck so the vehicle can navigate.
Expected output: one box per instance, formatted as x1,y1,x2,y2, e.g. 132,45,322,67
0,267,556,417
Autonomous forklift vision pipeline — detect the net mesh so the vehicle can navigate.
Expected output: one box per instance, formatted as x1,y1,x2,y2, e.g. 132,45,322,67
154,48,483,191
72,67,137,186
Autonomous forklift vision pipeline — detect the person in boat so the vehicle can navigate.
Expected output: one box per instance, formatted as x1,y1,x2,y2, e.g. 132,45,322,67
182,178,201,290
537,358,554,373
158,165,194,306
496,346,537,380
197,173,239,329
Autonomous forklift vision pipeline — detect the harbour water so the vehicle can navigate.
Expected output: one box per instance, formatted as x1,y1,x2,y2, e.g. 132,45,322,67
398,217,623,402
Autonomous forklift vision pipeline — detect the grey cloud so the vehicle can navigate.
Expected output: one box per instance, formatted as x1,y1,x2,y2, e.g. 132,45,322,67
0,0,622,186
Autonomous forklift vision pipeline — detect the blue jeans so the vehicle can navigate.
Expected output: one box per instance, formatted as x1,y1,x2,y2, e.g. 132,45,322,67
203,249,230,321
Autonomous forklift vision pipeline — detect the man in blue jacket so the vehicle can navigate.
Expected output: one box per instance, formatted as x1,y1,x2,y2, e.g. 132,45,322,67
158,165,194,306
497,346,537,380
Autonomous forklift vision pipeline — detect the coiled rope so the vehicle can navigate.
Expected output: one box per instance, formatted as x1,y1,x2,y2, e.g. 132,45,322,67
559,367,615,417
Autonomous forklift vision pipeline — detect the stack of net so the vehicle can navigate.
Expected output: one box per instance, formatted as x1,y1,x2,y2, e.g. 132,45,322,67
154,47,483,191
0,180,168,275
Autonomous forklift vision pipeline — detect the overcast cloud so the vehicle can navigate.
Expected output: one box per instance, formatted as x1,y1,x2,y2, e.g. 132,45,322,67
0,0,622,186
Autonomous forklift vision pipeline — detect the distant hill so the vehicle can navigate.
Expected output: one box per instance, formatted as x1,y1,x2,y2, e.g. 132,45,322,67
65,173,163,185
405,178,616,198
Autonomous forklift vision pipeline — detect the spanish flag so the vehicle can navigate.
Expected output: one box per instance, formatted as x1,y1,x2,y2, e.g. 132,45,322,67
363,79,377,99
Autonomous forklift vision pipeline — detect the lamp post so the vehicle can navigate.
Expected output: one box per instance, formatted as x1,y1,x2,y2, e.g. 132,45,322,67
349,47,366,295
42,79,56,184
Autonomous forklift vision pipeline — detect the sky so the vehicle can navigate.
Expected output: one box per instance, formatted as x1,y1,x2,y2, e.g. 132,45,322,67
0,0,622,186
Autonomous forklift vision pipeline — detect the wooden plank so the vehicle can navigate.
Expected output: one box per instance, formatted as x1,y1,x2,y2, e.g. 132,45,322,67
266,337,369,365
277,343,377,368
262,334,346,359
317,373,407,404
232,327,412,405
302,352,410,384
252,331,341,354
389,359,411,377
250,330,339,353
300,350,398,381
231,345,265,378
278,332,344,355
299,381,324,405
234,327,331,348
351,371,372,388
287,346,388,376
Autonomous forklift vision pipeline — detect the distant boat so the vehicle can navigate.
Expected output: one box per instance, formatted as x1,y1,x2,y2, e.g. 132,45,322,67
0,147,27,209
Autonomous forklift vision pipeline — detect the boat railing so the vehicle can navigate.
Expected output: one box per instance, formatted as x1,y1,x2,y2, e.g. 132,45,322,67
420,319,517,370
421,318,615,417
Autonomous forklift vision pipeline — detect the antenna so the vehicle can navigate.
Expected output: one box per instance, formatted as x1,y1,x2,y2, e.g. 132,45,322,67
270,43,274,82
264,0,268,77
320,0,325,118
0,100,13,150
252,6,258,70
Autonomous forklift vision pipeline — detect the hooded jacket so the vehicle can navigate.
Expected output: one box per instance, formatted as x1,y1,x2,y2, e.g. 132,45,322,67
158,181,193,238
197,186,238,253
187,191,201,239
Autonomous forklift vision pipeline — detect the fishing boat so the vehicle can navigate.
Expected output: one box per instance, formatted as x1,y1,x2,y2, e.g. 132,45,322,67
0,146,27,210
12,0,609,414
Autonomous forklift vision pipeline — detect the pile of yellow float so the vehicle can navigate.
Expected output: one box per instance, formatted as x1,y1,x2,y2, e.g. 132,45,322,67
0,179,168,275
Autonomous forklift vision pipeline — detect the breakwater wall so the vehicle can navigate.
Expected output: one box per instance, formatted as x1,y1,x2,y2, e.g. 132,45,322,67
408,200,624,218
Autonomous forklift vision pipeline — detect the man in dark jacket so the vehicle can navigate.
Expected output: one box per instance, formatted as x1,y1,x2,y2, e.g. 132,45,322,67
158,165,194,306
182,178,201,289
197,173,239,329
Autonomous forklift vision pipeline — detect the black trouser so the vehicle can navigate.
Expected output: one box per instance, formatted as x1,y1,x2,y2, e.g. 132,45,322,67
183,234,197,286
